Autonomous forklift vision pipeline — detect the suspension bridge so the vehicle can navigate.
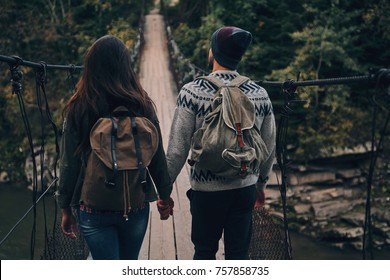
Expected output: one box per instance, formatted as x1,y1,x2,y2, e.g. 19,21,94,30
138,9,201,260
0,6,389,260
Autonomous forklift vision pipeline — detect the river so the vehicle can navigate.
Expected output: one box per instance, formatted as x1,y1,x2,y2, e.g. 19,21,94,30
0,183,389,260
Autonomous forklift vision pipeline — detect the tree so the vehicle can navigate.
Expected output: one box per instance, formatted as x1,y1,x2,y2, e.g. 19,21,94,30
166,0,389,160
0,0,150,182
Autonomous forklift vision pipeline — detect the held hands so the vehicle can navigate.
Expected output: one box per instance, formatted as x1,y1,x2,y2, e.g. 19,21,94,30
157,197,174,220
254,189,266,209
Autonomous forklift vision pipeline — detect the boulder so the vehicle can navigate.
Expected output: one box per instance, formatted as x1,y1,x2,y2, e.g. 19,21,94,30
0,171,9,183
289,171,336,186
294,204,312,215
341,212,365,227
312,200,355,219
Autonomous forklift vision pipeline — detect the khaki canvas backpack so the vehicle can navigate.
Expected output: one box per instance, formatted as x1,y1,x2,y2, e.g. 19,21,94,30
81,106,159,218
189,75,269,178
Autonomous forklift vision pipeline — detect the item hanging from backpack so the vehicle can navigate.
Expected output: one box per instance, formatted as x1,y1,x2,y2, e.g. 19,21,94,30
189,75,269,179
80,106,159,219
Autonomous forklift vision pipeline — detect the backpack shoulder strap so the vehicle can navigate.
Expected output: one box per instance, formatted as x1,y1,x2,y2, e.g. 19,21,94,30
197,75,250,89
131,117,148,192
196,75,225,89
229,75,250,87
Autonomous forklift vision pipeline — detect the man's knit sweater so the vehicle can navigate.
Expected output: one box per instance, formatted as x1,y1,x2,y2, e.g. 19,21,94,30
166,70,276,192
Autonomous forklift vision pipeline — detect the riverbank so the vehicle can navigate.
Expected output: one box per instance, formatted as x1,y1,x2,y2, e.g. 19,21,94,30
1,182,389,260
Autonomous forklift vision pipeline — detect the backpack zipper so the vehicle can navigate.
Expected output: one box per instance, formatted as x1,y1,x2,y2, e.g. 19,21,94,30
123,171,130,220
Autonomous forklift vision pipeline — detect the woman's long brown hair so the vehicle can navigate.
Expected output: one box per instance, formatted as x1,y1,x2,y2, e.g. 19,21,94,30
63,35,156,154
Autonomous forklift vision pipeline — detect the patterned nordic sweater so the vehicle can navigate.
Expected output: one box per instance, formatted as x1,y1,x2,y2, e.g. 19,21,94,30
166,70,276,192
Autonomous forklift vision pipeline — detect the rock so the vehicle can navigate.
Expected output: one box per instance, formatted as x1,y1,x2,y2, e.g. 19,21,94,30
264,160,389,252
25,147,57,192
372,207,390,224
312,200,355,219
342,187,365,199
289,171,336,186
350,241,363,250
0,171,9,183
294,204,312,215
323,226,363,241
296,215,310,222
267,170,280,186
286,188,294,198
291,185,314,196
265,188,280,202
336,169,362,179
335,227,364,239
303,187,343,203
373,239,385,247
332,243,346,249
350,177,366,185
341,212,365,227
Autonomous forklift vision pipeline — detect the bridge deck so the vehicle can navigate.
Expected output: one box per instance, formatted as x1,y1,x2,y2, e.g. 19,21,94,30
138,10,224,260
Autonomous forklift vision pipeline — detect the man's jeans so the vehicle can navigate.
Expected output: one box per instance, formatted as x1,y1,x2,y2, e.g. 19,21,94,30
188,185,256,260
79,203,149,260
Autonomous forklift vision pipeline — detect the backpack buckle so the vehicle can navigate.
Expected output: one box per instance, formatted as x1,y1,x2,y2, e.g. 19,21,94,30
240,163,248,178
105,180,116,189
141,180,148,192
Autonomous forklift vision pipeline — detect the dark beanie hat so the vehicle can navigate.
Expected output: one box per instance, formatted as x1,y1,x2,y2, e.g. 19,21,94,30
211,26,252,70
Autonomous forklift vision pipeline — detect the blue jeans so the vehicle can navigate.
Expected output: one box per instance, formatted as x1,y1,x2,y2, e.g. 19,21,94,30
188,185,256,260
78,203,149,260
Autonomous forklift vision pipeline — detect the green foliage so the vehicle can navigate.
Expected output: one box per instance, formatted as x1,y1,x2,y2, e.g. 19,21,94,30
0,0,151,181
166,0,389,161
1,0,389,183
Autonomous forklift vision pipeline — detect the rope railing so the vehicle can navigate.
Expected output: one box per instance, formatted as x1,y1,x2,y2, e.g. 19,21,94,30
256,69,390,91
129,3,146,74
164,25,208,90
261,68,389,260
0,55,83,71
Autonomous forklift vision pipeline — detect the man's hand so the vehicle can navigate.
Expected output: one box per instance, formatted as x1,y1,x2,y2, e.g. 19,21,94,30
254,189,265,209
157,197,174,220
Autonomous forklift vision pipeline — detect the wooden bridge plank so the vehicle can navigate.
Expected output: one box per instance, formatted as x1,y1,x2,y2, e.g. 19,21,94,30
139,10,179,260
173,209,194,260
138,10,225,260
148,207,176,260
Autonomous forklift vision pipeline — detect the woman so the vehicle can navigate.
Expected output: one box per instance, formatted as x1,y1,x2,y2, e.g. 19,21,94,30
56,35,174,260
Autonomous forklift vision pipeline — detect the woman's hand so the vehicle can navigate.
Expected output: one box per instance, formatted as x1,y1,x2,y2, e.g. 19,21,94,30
61,208,79,239
157,197,174,220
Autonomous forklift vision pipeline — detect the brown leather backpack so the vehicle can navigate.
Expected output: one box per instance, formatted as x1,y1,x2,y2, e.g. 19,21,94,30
80,106,159,219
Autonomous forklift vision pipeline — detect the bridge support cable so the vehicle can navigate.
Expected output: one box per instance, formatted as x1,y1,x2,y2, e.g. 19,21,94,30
0,20,145,258
8,60,39,259
363,69,390,260
0,56,82,259
256,69,390,89
257,68,390,260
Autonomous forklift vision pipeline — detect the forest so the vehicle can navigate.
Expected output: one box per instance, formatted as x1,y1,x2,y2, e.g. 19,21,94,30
0,0,389,190
0,0,152,181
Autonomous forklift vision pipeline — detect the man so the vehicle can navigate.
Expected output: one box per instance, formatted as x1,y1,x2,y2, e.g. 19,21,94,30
166,26,276,260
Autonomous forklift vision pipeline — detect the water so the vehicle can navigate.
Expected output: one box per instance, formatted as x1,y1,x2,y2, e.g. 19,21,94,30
0,183,389,260
0,183,58,260
290,231,390,260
